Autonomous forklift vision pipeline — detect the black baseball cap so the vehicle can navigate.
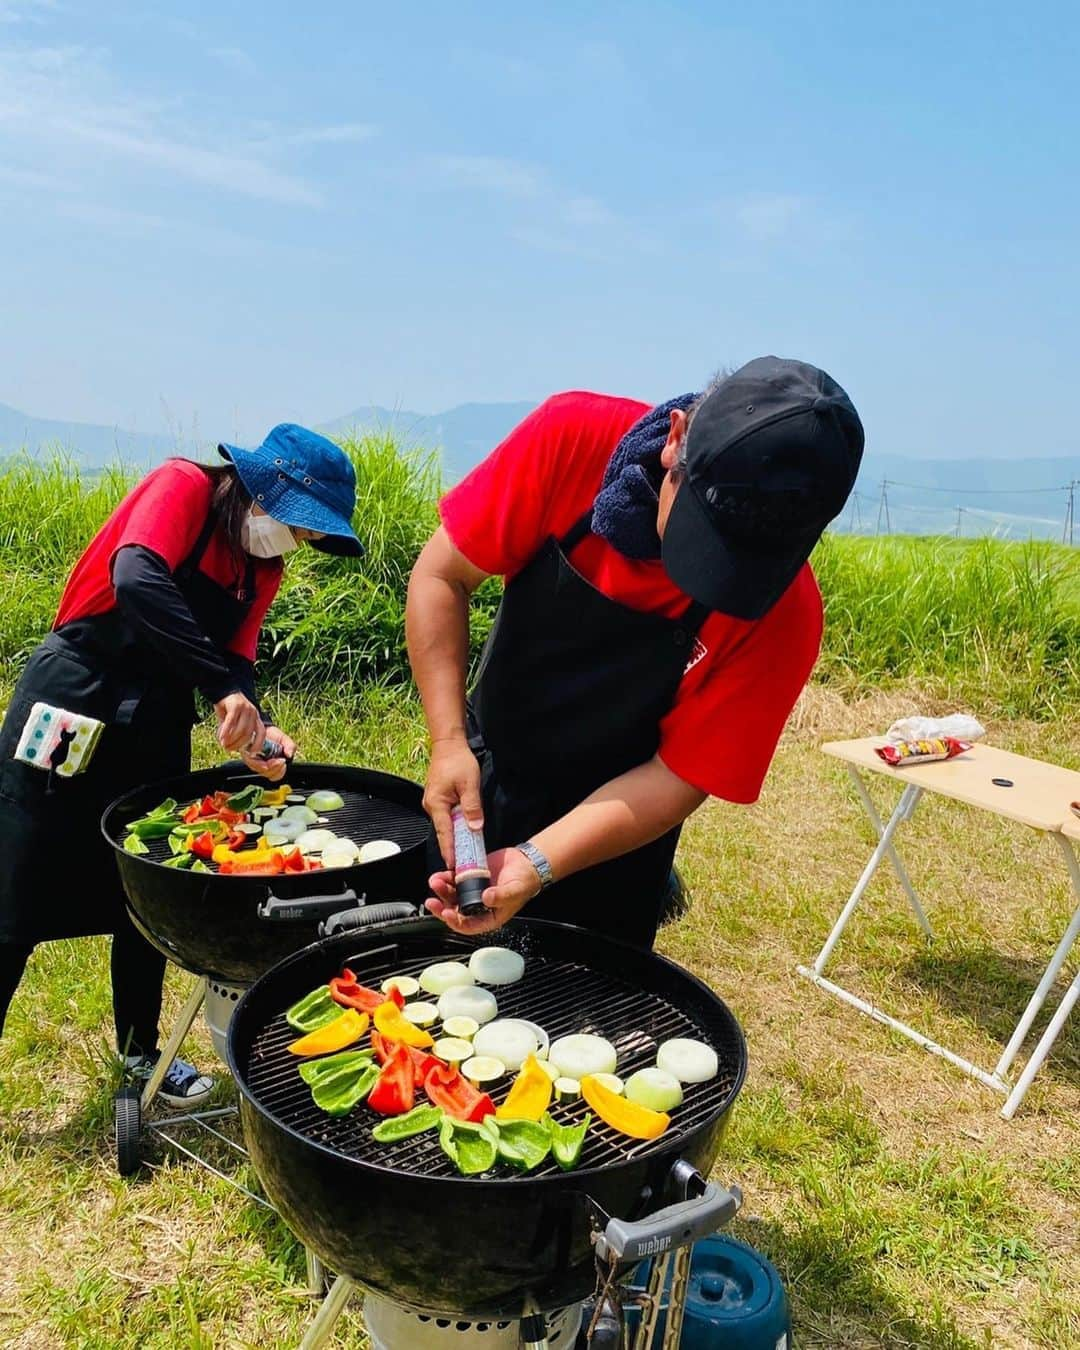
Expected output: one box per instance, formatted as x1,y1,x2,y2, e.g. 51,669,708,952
662,356,863,619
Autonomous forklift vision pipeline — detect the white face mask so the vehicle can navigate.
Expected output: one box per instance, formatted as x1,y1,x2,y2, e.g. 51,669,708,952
241,510,298,558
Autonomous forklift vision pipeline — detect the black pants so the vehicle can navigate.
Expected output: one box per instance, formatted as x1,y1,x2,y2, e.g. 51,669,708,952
0,916,167,1057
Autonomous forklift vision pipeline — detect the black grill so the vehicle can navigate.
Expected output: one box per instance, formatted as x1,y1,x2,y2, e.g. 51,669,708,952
242,931,742,1177
229,917,747,1317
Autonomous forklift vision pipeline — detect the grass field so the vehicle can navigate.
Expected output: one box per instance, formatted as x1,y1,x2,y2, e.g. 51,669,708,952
0,686,1076,1349
0,449,1078,1347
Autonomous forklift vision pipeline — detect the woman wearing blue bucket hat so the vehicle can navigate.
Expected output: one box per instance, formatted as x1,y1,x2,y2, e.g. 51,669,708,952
0,424,362,1109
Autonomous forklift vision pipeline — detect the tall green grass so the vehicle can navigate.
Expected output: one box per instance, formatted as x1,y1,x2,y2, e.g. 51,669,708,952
2,449,1078,719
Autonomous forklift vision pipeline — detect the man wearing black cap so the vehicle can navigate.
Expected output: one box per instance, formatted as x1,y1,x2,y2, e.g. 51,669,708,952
407,357,863,949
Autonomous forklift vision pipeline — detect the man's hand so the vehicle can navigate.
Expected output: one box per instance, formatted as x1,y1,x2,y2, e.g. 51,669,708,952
240,726,297,782
215,692,262,754
425,846,541,934
423,736,484,870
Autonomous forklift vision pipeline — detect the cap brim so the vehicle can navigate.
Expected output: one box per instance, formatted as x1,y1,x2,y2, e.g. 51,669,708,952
662,480,819,620
310,532,365,558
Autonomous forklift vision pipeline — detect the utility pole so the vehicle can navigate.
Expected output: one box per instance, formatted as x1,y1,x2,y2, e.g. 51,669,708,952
1064,481,1076,547
955,505,964,538
876,479,891,535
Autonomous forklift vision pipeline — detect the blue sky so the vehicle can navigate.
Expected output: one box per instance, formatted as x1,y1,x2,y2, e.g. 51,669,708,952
0,0,1076,456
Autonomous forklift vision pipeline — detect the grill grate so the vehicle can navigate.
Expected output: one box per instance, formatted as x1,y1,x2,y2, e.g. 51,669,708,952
243,944,742,1180
111,779,431,873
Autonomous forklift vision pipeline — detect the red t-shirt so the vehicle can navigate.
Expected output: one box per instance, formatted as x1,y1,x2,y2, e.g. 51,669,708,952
54,459,282,662
440,391,823,803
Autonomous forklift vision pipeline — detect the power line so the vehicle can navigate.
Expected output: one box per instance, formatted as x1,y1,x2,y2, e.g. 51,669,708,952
880,477,1070,497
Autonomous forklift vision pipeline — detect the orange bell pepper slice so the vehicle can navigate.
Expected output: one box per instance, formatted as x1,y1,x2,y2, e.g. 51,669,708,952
373,999,434,1049
287,1008,369,1057
581,1074,670,1140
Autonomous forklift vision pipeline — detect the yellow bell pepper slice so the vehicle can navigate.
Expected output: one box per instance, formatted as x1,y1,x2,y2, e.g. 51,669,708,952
581,1073,670,1140
260,784,293,807
287,1008,368,1057
373,999,434,1049
212,835,277,865
496,1054,553,1121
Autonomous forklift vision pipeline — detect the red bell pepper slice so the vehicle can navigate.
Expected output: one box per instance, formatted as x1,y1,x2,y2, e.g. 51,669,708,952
367,1041,415,1115
331,970,404,1013
188,830,216,860
423,1062,495,1122
225,829,247,849
218,853,286,875
198,795,219,817
182,802,201,824
216,805,246,826
371,1031,441,1086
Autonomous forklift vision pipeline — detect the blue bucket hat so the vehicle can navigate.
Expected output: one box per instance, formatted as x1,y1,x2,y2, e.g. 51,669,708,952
218,423,364,558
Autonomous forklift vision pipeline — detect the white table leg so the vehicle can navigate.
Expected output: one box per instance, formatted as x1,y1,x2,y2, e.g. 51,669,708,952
989,833,1080,1104
847,767,932,938
801,782,922,977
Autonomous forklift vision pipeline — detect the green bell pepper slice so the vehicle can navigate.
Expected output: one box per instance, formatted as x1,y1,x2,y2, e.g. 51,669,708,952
547,1113,591,1171
488,1117,552,1172
285,985,342,1033
298,1049,374,1085
372,1104,444,1143
311,1062,379,1117
126,816,181,839
162,851,196,869
226,785,264,813
123,833,150,855
439,1117,498,1175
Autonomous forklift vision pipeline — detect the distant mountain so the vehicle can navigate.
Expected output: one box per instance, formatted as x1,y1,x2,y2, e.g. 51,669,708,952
319,402,537,482
3,395,1079,540
0,402,174,468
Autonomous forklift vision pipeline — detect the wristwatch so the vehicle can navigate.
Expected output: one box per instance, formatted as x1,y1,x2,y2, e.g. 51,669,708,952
514,840,555,891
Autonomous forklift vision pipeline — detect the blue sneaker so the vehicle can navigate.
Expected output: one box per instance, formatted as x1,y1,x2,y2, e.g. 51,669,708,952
125,1052,214,1108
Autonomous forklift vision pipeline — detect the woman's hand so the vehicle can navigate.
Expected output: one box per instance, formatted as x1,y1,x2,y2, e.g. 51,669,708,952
214,692,263,754
240,726,297,782
424,847,542,935
423,735,484,870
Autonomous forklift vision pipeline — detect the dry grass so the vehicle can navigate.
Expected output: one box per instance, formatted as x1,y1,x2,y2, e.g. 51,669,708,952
0,686,1077,1347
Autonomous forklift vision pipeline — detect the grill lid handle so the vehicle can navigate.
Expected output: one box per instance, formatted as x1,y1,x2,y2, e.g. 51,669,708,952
594,1173,741,1264
257,888,360,922
319,902,420,936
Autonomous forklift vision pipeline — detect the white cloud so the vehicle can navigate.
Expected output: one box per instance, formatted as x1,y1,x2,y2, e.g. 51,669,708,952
209,47,256,77
281,123,378,146
732,193,807,240
431,154,542,198
561,195,616,228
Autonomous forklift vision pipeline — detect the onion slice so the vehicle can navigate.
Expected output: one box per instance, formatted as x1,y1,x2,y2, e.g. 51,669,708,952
467,946,525,986
547,1034,617,1081
656,1038,718,1084
472,1019,539,1071
358,839,402,864
307,789,345,812
381,975,419,998
624,1067,683,1112
418,961,474,996
279,805,318,824
436,985,498,1026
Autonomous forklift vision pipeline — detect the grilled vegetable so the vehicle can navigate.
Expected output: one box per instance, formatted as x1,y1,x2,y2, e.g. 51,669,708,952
418,961,474,996
402,1002,439,1028
547,1113,591,1170
287,1008,368,1056
162,851,197,869
496,1054,553,1122
298,1049,374,1084
441,1015,480,1041
468,946,525,986
307,790,345,812
286,985,343,1033
436,985,498,1026
592,1073,624,1096
553,1077,580,1101
581,1074,670,1140
295,828,338,854
126,816,180,839
472,1019,539,1071
279,805,318,825
308,1060,379,1117
371,1032,441,1088
431,1037,473,1065
259,784,293,807
486,1116,551,1171
462,1056,505,1085
374,1000,434,1049
439,1117,497,1175
367,1040,415,1115
187,830,217,860
656,1038,718,1084
358,839,401,863
423,1062,496,1122
548,1034,617,1081
371,1104,443,1142
381,975,419,999
624,1068,683,1112
226,784,264,813
329,970,402,1014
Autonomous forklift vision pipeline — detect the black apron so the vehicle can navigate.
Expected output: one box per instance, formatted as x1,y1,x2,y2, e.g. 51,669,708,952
0,514,255,943
469,509,707,951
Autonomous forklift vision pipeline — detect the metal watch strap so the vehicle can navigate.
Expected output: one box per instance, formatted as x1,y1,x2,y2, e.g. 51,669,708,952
515,841,554,890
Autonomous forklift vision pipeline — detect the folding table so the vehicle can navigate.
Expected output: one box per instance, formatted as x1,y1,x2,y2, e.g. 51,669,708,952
797,738,1080,1118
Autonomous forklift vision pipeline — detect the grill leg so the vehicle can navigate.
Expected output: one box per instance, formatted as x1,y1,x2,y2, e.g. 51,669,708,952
140,978,207,1111
304,1247,326,1296
297,1275,354,1350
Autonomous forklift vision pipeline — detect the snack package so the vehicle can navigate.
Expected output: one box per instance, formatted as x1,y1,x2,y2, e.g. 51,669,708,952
874,736,972,767
13,702,105,776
